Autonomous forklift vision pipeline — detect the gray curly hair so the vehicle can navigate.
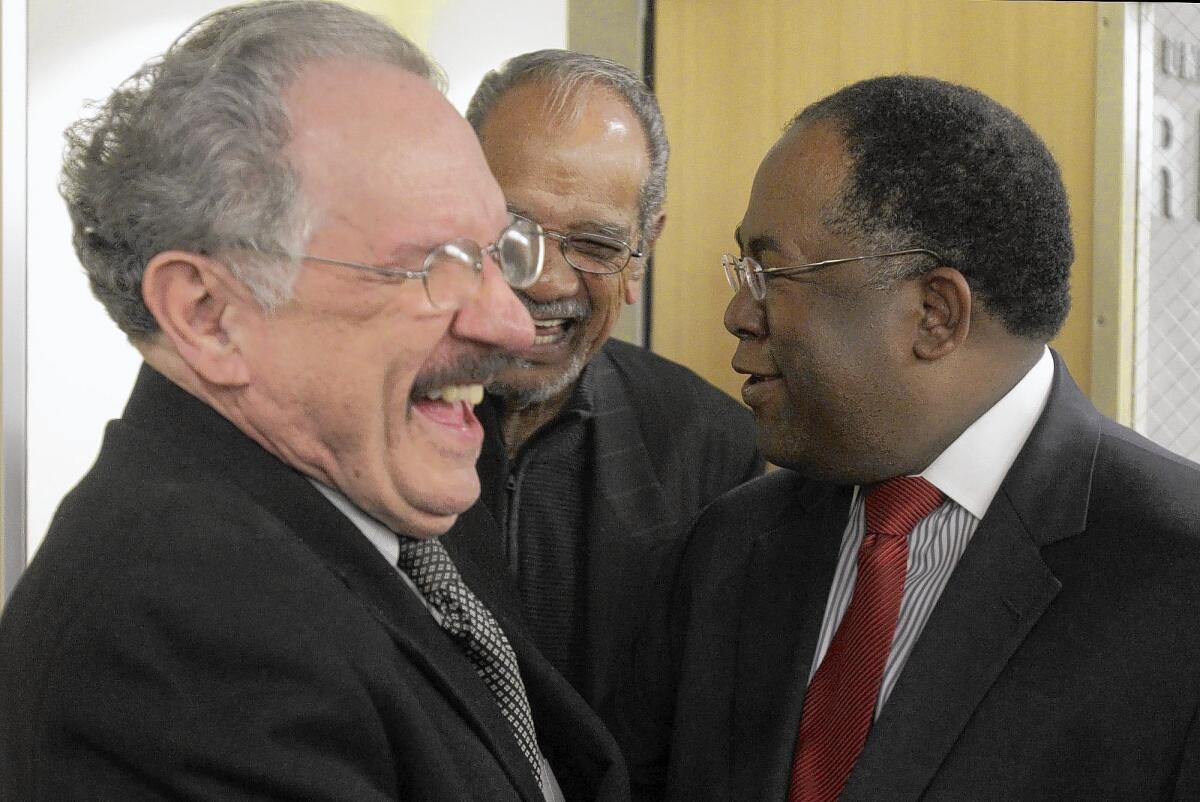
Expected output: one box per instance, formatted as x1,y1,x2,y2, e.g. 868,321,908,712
60,0,443,338
465,49,668,243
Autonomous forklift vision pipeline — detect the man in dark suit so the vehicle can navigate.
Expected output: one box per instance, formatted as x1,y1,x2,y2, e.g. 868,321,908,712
0,3,627,800
451,51,764,712
621,75,1200,801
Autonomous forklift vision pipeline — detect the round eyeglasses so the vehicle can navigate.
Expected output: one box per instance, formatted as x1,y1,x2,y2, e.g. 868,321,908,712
279,215,544,310
510,212,642,275
722,248,943,301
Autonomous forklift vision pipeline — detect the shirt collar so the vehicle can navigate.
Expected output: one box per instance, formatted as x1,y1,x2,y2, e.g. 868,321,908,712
919,346,1054,519
309,480,400,566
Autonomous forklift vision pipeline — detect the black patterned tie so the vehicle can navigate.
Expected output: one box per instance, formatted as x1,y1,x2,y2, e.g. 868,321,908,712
396,536,543,791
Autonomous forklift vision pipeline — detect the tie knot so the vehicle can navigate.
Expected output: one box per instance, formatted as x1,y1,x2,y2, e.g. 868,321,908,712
864,476,945,538
395,536,462,597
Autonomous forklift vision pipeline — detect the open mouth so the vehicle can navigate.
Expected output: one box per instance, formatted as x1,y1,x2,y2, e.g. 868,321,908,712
410,382,487,435
419,383,485,405
533,317,576,346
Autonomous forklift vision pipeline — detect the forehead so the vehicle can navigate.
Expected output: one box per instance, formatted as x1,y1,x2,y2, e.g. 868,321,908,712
740,120,852,256
284,59,507,248
478,80,648,228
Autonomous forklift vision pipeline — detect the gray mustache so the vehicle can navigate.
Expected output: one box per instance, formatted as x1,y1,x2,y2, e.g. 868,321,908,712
410,351,514,398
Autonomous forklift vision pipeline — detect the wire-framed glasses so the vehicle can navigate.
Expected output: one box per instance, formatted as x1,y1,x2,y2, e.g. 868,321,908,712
510,212,642,275
275,215,544,310
721,248,944,301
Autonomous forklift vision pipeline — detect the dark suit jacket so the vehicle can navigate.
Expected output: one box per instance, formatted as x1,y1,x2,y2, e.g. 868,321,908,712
623,353,1200,801
449,338,765,713
0,365,628,801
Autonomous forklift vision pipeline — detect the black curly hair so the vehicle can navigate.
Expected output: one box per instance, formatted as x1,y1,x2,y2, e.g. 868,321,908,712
791,75,1073,341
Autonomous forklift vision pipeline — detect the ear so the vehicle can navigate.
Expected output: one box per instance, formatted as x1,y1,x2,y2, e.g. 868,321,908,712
624,211,665,305
913,266,971,362
647,210,667,243
140,250,255,386
623,267,644,305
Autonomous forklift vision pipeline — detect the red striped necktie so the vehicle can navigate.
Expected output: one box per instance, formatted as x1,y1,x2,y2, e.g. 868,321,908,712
789,476,945,802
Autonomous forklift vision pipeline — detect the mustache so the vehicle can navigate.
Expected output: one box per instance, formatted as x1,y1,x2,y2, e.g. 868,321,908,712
410,350,514,397
519,294,591,320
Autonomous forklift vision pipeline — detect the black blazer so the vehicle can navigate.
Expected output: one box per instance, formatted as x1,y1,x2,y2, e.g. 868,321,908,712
0,365,628,801
450,338,765,712
624,352,1200,801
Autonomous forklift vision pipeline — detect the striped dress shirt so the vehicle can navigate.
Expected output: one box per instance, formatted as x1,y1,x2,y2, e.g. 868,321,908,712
807,347,1055,716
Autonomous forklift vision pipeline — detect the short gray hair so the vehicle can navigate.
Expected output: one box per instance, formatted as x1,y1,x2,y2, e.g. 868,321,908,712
61,0,444,338
466,49,668,243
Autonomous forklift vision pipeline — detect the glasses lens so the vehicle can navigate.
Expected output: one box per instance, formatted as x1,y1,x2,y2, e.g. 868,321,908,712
496,217,544,288
721,254,741,292
564,235,630,274
747,264,766,300
424,239,482,309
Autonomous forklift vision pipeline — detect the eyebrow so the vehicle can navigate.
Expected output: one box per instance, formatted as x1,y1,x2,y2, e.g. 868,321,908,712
381,241,437,268
580,222,632,240
734,225,785,258
508,203,632,242
747,234,784,260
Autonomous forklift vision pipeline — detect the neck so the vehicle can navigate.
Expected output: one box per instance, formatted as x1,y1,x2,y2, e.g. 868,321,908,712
138,338,223,413
499,382,578,459
903,336,1046,475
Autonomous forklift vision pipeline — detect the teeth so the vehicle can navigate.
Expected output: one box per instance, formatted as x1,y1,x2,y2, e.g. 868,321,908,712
535,318,567,328
424,383,484,405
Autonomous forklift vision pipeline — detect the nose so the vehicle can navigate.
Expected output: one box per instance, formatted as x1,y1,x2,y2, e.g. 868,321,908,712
522,239,582,303
451,257,536,351
724,283,767,341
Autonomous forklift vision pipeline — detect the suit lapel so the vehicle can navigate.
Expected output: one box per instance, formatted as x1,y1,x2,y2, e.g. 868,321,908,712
839,494,1061,801
841,352,1100,801
455,517,625,801
582,353,677,704
732,481,851,801
264,485,547,802
499,598,626,802
123,368,545,802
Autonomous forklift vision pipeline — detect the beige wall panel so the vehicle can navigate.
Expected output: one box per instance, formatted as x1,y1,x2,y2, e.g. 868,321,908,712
653,0,1097,402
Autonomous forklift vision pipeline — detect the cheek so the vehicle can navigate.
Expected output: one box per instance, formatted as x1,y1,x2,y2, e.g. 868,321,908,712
330,313,453,414
583,279,625,339
771,327,859,419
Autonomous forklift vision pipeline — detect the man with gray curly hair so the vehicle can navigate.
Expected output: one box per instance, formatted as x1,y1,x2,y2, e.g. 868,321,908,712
450,50,763,716
0,3,629,800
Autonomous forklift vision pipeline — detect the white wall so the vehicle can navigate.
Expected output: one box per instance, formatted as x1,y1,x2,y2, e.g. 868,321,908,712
26,0,228,561
429,2,568,113
22,0,566,559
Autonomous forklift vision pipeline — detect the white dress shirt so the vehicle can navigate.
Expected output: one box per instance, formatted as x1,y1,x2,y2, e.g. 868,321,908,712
808,347,1054,715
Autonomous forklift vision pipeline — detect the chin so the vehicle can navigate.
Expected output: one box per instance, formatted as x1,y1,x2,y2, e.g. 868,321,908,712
399,494,476,538
760,438,826,481
489,353,588,408
399,511,462,540
427,469,482,515
384,468,478,535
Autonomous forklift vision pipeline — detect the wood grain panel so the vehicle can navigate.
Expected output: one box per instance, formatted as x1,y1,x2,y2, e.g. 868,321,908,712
653,0,1097,402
